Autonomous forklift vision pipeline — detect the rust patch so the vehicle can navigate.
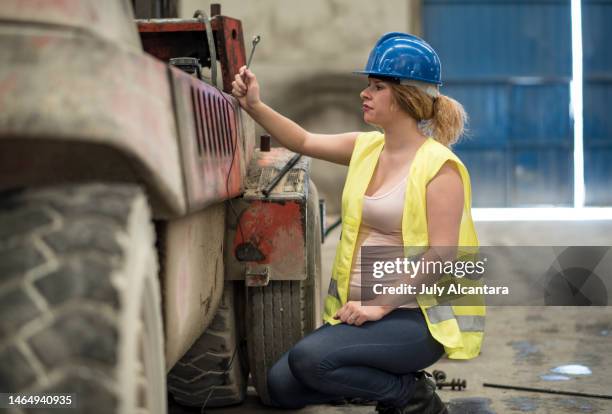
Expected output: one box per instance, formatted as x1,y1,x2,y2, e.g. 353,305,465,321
234,200,306,279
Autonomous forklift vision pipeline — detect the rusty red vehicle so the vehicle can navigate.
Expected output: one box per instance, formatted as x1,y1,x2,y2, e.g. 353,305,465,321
0,1,323,412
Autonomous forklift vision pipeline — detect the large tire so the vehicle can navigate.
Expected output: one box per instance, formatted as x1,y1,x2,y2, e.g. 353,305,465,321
246,180,322,406
167,282,248,408
0,183,166,414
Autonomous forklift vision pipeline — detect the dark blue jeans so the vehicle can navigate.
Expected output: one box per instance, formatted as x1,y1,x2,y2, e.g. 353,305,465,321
266,308,445,409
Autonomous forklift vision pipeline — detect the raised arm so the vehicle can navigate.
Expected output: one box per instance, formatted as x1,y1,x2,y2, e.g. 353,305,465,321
231,66,358,166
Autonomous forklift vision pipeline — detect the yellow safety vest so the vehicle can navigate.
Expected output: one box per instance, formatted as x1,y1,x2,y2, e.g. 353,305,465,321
322,131,485,360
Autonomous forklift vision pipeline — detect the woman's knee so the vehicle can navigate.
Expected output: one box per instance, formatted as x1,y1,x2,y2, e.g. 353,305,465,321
287,341,326,388
266,355,307,409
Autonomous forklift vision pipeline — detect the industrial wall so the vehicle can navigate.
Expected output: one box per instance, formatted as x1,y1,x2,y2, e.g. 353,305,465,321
424,0,612,208
180,0,421,215
181,0,611,212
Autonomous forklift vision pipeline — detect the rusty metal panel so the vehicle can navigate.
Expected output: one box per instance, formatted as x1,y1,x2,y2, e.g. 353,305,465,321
0,28,186,217
137,16,247,93
0,0,142,50
169,66,254,211
234,200,307,280
243,148,311,200
240,107,256,170
214,16,247,93
226,148,312,281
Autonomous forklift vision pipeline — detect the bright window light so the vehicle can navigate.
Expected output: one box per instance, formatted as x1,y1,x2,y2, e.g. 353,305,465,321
477,0,590,221
571,0,585,208
473,208,612,221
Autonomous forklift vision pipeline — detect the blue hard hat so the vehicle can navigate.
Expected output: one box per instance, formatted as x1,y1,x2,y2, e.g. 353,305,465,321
354,32,442,85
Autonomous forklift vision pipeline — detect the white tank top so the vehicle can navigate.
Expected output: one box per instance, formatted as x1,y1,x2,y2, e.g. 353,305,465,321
348,172,418,308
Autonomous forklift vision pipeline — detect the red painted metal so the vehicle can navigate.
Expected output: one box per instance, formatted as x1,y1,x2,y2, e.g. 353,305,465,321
138,20,207,32
214,17,247,93
0,4,255,217
168,65,245,210
233,200,306,279
137,17,246,93
135,15,253,211
227,148,313,281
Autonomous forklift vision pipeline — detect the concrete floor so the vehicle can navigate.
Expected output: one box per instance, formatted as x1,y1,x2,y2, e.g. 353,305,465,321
171,218,612,414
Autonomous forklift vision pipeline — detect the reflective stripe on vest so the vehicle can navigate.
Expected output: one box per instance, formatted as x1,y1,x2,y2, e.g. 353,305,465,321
327,278,339,300
426,305,454,324
426,305,485,332
456,315,485,332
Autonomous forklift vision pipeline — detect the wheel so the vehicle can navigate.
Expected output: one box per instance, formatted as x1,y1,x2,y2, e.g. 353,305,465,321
246,180,322,406
0,183,166,414
167,282,248,408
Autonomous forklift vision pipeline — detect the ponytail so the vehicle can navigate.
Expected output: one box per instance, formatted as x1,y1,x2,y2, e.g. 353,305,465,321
430,94,467,146
389,83,468,147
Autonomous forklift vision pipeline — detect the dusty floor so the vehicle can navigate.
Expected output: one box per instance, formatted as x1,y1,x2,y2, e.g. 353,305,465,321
171,218,612,414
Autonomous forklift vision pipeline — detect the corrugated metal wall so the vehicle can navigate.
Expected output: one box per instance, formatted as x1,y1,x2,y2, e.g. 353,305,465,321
424,0,574,207
583,0,612,206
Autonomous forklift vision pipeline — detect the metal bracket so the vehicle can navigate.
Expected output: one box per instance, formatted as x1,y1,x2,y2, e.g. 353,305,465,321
245,264,271,287
319,198,326,243
193,9,217,88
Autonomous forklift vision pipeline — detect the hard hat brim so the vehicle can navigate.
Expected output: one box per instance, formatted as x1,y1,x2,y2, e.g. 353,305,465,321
353,70,443,86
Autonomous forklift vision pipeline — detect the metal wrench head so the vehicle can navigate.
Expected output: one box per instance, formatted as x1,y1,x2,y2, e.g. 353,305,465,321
247,35,261,69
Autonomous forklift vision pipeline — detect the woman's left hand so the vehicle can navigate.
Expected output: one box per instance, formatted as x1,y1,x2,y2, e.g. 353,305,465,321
333,301,391,326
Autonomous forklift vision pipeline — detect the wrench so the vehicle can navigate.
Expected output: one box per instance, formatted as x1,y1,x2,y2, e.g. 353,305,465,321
246,35,261,69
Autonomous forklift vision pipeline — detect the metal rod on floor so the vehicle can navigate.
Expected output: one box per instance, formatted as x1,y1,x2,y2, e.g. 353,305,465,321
483,382,612,400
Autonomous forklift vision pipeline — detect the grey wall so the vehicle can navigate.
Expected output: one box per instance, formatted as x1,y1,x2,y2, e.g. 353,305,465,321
180,0,419,215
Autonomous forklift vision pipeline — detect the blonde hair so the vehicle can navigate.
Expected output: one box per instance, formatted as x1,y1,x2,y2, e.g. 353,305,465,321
388,83,468,146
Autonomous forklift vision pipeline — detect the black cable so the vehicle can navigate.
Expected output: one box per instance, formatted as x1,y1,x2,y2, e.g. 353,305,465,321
218,89,246,245
163,14,252,413
193,11,242,235
196,32,248,414
324,217,342,238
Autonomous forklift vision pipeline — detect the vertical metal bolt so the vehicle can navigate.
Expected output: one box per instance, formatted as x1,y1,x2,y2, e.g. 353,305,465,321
319,199,326,242
211,3,221,17
260,134,271,152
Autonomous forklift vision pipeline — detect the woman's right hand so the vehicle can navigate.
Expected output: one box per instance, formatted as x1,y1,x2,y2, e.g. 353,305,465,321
231,65,261,111
230,65,358,166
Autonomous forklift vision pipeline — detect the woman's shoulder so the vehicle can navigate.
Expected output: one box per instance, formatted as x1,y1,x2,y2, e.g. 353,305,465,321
423,137,465,164
418,138,470,180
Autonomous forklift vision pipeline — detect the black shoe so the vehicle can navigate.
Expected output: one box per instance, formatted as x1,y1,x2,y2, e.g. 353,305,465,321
374,371,448,414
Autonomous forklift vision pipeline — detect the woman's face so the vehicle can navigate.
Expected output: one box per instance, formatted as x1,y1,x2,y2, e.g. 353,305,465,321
360,77,396,127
